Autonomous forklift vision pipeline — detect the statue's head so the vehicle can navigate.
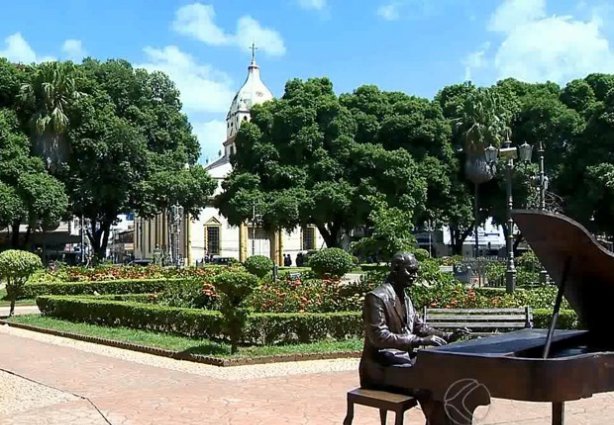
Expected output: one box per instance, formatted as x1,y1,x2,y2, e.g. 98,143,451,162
389,252,419,289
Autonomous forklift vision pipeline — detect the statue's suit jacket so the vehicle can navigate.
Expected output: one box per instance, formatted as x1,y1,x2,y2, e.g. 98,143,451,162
359,281,435,389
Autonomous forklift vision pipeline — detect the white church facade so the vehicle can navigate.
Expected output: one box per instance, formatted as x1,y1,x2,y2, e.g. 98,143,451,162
134,53,325,266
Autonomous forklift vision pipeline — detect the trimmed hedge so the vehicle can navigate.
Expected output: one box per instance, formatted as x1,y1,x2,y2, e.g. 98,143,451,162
533,308,578,329
35,295,579,347
36,296,363,344
21,278,188,299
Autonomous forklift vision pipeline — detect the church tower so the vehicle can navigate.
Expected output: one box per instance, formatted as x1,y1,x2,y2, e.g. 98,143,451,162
222,44,273,158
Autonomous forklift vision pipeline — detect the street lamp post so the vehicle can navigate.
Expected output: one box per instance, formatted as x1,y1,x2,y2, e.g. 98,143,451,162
485,140,532,294
80,214,85,265
537,141,548,211
425,219,434,258
251,204,262,257
503,141,517,294
170,204,184,267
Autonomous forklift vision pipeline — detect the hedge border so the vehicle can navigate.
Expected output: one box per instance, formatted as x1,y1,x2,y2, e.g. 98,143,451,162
36,296,364,344
20,278,190,299
0,319,360,367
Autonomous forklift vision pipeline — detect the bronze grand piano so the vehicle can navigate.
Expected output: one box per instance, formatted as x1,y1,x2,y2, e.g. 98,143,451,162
383,210,614,425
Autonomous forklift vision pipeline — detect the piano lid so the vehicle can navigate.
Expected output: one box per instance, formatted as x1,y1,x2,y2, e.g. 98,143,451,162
512,210,614,334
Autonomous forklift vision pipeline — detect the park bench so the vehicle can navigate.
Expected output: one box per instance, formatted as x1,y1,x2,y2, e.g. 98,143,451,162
422,306,533,338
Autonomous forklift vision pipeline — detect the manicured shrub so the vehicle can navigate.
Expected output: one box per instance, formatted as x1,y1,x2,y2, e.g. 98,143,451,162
36,295,364,344
532,308,577,329
307,248,354,278
21,278,189,299
214,271,260,353
0,250,42,316
412,248,431,262
243,255,274,278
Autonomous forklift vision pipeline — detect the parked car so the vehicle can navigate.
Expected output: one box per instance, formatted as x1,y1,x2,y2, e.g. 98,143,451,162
128,259,153,267
209,256,236,265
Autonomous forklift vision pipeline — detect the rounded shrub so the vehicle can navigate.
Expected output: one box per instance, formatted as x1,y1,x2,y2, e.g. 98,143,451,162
307,248,354,278
412,248,431,262
243,255,274,278
0,249,42,316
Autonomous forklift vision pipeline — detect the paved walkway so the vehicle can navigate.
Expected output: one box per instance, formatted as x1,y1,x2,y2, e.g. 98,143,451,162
1,326,614,424
0,305,40,317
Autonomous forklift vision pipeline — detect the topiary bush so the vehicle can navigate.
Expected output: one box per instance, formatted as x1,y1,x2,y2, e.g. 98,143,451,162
0,249,42,316
307,248,354,278
213,271,260,353
243,255,274,278
412,248,431,262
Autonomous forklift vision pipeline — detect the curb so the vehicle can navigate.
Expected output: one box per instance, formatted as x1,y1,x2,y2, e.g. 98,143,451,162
0,320,361,367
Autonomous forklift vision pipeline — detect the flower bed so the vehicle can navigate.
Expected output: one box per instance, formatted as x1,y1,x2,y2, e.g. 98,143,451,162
28,264,241,283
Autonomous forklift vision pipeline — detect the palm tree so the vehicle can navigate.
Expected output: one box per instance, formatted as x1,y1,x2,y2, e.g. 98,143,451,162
457,88,512,184
456,88,513,275
18,61,83,168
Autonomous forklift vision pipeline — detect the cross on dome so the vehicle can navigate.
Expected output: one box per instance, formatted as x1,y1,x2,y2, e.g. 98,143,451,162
249,42,258,65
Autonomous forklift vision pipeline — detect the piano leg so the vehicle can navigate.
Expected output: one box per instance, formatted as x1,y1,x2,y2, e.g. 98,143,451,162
552,402,564,425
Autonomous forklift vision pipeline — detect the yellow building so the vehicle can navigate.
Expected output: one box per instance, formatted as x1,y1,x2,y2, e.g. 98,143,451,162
134,52,324,266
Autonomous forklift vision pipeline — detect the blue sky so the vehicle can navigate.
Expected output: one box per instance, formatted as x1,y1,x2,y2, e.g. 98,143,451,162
2,0,614,163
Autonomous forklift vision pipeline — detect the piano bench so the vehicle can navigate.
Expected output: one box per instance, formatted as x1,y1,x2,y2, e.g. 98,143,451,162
343,388,417,425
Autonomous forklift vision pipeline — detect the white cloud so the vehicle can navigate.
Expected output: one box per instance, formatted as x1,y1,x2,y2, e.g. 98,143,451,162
172,3,286,56
172,3,229,46
377,1,402,21
233,16,286,56
193,119,227,163
0,32,54,63
488,0,546,33
465,0,614,84
463,42,490,81
138,45,235,114
297,0,327,11
61,39,87,61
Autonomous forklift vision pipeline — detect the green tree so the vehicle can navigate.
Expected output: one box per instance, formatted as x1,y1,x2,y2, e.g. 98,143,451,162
0,108,68,248
0,249,42,316
217,78,427,247
18,61,83,167
53,59,216,258
351,206,417,262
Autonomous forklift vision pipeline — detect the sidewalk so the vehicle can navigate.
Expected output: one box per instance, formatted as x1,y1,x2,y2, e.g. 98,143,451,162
1,325,614,424
0,305,40,317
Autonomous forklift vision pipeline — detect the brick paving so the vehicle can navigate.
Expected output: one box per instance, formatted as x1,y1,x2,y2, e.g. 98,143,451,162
1,328,614,424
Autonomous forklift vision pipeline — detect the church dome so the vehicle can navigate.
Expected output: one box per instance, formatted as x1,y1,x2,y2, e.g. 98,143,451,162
227,55,273,119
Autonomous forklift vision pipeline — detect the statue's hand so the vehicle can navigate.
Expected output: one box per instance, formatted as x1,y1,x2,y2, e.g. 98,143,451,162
447,327,471,342
421,335,448,347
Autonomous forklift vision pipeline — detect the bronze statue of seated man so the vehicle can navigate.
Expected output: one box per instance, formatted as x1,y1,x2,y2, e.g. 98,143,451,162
359,252,469,421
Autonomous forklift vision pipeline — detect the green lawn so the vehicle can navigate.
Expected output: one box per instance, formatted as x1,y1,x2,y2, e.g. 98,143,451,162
7,314,362,358
0,289,36,307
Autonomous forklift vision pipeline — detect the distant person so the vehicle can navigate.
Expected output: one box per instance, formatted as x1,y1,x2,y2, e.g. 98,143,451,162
296,252,304,267
284,254,292,267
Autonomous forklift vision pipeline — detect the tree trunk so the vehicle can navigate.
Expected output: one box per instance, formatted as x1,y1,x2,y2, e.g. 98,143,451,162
24,225,32,246
315,222,341,248
86,217,113,261
9,298,15,317
449,223,474,255
10,221,20,248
